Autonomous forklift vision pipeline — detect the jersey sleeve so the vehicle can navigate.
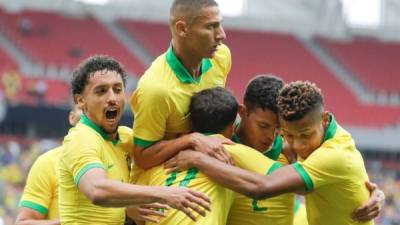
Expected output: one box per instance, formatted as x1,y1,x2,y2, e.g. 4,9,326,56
63,136,105,188
225,144,283,175
130,81,171,148
19,153,56,215
292,146,347,191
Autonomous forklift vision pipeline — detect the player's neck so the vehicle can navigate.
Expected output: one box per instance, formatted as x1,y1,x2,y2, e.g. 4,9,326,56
172,42,202,79
236,123,248,145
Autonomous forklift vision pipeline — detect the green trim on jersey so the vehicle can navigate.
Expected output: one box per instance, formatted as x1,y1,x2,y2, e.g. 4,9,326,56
324,114,337,142
80,114,120,146
294,197,301,214
264,135,283,160
267,162,284,174
134,137,156,148
74,163,105,187
233,120,283,161
166,45,212,84
19,200,48,215
292,163,314,191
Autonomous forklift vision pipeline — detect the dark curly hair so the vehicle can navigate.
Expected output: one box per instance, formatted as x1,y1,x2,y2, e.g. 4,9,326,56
190,87,238,134
277,81,324,121
71,55,127,98
244,74,284,113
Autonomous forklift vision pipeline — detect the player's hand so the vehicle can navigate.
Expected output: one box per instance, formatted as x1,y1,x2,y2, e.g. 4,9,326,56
159,186,211,221
352,181,385,221
190,133,235,165
164,150,202,172
281,144,297,164
126,203,169,224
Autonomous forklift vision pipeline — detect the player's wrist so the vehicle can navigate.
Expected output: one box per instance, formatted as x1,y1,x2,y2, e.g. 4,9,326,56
191,151,206,168
188,132,202,149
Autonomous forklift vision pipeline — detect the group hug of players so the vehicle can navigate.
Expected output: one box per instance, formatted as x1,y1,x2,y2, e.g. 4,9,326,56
15,0,385,225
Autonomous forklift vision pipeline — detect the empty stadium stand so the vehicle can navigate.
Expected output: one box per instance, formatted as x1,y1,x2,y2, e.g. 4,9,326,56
0,9,399,127
0,46,17,72
223,29,400,127
118,19,171,57
0,8,146,74
319,37,400,93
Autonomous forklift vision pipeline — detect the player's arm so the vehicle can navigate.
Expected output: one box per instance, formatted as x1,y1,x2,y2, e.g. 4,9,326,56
352,181,385,221
165,150,306,199
131,83,232,169
16,152,58,225
78,167,210,221
134,133,233,169
15,209,59,225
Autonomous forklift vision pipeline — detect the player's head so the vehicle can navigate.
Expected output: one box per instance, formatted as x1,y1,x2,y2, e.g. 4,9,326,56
190,87,238,137
69,104,83,126
277,81,329,159
238,75,284,152
71,55,127,135
170,0,225,59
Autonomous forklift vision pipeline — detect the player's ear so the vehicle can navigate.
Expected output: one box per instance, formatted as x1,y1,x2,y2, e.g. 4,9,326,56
75,94,86,113
238,104,247,118
175,20,188,37
322,111,330,129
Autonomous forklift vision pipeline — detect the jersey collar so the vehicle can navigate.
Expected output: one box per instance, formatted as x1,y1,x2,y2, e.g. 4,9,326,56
264,135,283,160
166,44,212,84
232,120,282,160
80,114,120,146
323,113,337,142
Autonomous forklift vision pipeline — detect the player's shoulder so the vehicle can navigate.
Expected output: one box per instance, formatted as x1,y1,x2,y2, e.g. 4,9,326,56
118,126,133,142
139,53,169,82
35,146,62,165
63,123,102,149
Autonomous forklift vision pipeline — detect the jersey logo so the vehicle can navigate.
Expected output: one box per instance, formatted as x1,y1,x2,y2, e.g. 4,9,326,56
107,164,114,169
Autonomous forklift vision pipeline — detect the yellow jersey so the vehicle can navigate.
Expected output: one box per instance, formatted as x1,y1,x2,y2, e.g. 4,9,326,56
19,147,61,219
230,133,295,225
59,114,133,225
292,114,373,225
293,197,308,225
135,160,234,225
131,44,231,147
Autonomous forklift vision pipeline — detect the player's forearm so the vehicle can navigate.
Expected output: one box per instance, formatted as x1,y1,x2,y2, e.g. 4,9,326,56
192,154,305,199
192,154,267,198
15,219,60,225
88,180,165,207
134,134,195,169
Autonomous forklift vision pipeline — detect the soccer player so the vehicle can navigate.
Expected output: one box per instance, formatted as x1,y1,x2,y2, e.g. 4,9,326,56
229,75,295,225
58,55,210,225
130,0,233,171
166,81,377,225
15,105,82,225
233,75,384,225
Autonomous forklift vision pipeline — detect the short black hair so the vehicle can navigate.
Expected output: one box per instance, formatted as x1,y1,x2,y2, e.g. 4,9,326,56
190,87,238,134
277,81,324,121
170,0,218,23
244,74,284,113
71,55,127,97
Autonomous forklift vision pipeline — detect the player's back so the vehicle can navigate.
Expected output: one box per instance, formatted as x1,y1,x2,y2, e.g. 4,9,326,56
223,142,295,225
135,165,233,225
